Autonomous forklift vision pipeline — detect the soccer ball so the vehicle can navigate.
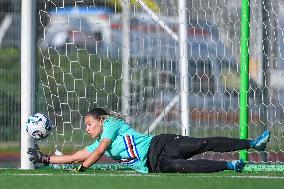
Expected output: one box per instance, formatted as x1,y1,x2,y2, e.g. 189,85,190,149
25,113,54,140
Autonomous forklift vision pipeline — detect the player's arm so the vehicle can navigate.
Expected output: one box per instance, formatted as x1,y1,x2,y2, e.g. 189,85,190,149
27,147,91,165
75,119,118,171
49,148,91,164
80,138,111,169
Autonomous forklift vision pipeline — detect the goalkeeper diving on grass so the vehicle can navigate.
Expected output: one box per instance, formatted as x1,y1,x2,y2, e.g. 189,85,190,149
27,107,271,173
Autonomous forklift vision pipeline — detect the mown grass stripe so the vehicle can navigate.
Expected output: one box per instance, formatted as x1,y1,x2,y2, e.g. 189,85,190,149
12,173,284,179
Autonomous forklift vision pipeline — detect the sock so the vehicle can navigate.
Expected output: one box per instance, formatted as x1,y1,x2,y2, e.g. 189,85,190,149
249,139,255,148
226,161,233,170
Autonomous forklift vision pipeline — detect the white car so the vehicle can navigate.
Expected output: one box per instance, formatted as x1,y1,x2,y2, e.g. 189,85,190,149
39,7,112,53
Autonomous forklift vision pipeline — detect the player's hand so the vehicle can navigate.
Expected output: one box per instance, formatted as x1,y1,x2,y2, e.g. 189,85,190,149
75,164,87,172
27,147,50,164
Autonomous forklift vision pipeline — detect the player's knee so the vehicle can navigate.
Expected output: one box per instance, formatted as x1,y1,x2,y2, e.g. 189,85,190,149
179,139,208,158
202,139,208,148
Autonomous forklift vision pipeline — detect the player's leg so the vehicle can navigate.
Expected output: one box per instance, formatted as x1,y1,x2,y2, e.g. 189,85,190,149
159,158,245,173
178,137,251,159
178,130,271,159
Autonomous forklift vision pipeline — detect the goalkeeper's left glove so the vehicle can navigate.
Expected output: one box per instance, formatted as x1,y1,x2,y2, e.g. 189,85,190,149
75,164,87,172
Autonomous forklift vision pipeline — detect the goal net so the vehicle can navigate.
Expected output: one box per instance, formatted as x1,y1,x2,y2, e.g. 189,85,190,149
35,0,284,167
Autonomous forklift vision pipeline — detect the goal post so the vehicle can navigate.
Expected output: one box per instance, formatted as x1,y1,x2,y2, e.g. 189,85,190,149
20,0,36,169
239,0,250,162
178,0,190,136
120,0,130,117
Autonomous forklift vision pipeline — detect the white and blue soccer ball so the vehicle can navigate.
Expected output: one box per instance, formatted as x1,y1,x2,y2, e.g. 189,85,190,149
25,113,54,140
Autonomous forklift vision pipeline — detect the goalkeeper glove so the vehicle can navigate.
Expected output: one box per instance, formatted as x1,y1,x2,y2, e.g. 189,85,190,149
27,147,50,165
75,164,87,172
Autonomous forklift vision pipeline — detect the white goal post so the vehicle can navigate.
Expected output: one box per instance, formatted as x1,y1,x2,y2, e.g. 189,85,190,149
21,0,36,169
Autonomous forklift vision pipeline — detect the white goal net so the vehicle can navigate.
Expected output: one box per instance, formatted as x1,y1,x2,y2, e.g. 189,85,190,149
35,0,284,164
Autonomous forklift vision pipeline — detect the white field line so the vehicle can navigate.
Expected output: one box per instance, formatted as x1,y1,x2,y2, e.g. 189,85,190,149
14,173,159,177
198,175,284,179
12,174,284,179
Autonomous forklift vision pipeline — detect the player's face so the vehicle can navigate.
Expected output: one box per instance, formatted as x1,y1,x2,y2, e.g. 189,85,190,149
85,115,103,139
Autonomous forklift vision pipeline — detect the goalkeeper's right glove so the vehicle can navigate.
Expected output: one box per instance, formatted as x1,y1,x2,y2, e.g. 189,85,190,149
27,147,50,165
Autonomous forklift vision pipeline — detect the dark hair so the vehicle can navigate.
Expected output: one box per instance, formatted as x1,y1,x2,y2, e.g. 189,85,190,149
85,107,109,118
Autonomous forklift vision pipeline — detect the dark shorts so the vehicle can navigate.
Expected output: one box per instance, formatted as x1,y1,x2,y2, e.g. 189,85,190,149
146,134,183,172
146,134,251,173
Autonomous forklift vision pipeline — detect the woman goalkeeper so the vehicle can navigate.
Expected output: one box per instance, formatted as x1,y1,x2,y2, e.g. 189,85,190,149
28,107,271,173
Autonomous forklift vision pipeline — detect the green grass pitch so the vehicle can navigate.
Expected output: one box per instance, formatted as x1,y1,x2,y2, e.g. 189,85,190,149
0,168,283,189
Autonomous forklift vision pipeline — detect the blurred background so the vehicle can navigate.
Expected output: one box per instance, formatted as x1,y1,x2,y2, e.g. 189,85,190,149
1,0,284,168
